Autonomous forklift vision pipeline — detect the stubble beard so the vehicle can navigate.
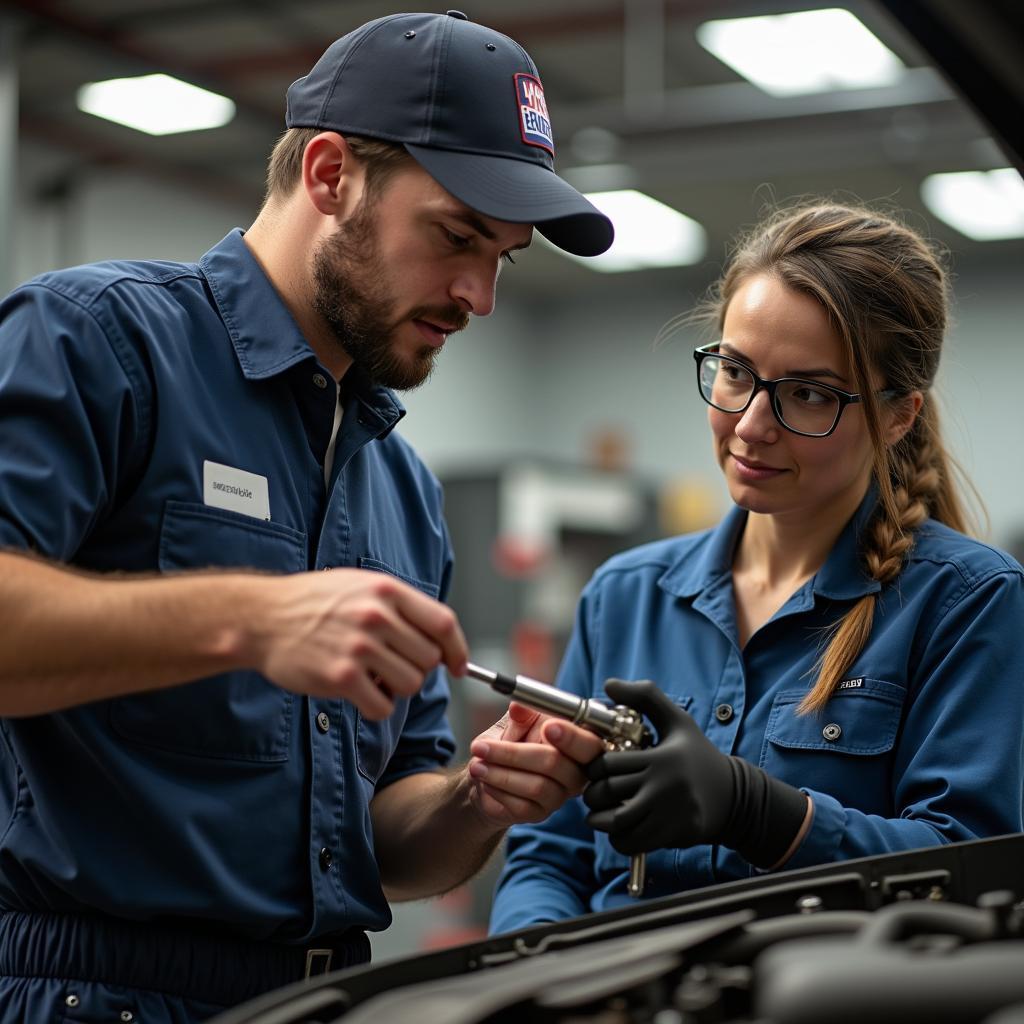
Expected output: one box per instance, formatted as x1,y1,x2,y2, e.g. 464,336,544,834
311,197,465,391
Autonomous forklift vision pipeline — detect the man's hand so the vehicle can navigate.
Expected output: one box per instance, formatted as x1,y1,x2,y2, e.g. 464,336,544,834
584,679,811,868
0,554,467,718
253,569,468,720
466,702,605,826
372,702,604,901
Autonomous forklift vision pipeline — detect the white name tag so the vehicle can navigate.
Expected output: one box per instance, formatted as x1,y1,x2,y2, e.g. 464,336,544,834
203,460,270,521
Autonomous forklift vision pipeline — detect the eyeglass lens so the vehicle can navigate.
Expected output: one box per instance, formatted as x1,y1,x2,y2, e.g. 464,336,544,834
698,354,840,435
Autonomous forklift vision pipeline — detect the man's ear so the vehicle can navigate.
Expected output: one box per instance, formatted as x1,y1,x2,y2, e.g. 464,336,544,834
884,390,924,446
301,132,366,218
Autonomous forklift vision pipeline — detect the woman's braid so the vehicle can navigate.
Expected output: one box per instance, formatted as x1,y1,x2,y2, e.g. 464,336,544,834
863,430,941,587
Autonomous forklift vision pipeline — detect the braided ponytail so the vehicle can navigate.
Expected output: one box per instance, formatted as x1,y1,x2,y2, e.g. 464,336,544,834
800,405,952,712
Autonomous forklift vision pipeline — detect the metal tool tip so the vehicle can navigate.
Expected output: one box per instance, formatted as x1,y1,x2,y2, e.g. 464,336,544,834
464,662,496,683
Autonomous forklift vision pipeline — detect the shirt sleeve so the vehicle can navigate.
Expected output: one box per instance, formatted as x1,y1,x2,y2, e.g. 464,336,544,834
0,284,147,557
788,565,1024,869
377,666,457,787
489,584,601,934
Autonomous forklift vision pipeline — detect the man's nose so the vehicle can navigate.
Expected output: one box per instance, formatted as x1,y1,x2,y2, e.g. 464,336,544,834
450,264,498,318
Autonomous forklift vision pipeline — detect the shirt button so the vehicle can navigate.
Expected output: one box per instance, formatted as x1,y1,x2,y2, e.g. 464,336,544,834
316,711,330,734
312,372,329,390
822,723,842,742
319,847,333,871
714,703,734,723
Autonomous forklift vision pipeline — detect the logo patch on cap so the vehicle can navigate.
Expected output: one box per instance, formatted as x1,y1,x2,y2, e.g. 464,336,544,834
515,73,553,153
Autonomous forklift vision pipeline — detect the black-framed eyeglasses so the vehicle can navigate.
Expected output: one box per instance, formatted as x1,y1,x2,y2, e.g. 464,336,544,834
693,343,901,438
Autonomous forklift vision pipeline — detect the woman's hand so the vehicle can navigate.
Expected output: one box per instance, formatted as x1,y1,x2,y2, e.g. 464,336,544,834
584,679,811,868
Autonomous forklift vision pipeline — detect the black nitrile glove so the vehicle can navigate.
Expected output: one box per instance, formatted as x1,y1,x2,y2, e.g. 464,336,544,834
584,679,809,869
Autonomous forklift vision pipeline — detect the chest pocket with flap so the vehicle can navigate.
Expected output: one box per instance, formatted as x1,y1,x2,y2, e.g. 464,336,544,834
760,678,906,812
110,500,307,762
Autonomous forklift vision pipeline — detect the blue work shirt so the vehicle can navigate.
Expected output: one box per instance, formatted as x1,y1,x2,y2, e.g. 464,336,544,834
490,494,1024,933
0,230,456,942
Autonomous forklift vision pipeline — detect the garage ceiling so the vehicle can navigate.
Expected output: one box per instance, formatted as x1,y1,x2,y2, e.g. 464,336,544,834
4,0,1023,293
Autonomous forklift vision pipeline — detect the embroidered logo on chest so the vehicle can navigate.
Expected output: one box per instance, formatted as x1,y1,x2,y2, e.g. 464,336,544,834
837,678,864,690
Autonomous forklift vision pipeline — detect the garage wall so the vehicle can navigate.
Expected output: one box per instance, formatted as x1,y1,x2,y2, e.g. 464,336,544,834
13,146,1024,551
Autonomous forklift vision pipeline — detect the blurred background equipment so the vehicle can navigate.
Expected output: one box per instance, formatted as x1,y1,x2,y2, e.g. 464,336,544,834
1,0,1022,957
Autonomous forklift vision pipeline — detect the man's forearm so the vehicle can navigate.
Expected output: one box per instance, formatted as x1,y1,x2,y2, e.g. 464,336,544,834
0,551,267,715
371,769,505,901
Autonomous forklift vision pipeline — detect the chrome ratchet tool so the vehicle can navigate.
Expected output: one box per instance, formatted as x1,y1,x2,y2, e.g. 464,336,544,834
464,662,653,898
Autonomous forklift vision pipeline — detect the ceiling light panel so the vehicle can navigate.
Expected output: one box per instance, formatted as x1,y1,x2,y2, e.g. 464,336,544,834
77,74,236,136
553,190,707,273
921,168,1024,240
697,9,905,97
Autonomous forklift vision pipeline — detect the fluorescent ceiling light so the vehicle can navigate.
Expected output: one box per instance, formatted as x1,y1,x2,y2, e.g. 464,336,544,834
697,9,904,97
77,73,235,135
921,168,1024,241
552,190,707,273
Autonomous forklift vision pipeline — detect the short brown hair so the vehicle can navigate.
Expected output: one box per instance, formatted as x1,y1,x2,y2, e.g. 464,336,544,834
262,128,413,205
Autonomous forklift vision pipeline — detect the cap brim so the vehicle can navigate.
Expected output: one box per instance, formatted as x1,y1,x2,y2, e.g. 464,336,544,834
405,144,614,257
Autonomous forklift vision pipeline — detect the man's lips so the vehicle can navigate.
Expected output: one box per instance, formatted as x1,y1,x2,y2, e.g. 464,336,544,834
412,319,453,348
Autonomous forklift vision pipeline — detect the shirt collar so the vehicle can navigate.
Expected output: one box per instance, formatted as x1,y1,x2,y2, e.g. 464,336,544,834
200,229,313,380
658,485,882,601
340,364,406,440
811,484,881,600
199,229,405,437
658,504,746,598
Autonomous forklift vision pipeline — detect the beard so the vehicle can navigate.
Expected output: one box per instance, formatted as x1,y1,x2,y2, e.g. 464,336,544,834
311,196,468,391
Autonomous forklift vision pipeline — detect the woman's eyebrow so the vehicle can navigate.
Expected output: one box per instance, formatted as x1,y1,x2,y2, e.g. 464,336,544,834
719,342,847,382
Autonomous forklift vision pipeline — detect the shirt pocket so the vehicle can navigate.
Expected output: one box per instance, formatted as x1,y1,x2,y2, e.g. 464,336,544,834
109,500,307,762
759,678,905,812
354,555,442,786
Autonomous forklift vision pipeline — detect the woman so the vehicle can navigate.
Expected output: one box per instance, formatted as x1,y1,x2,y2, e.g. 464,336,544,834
488,201,1024,933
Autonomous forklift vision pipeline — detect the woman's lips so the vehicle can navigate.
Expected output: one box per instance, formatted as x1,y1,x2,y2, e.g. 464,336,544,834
731,453,786,480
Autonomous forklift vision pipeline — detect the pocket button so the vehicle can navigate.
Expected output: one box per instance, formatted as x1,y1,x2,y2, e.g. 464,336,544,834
822,723,842,742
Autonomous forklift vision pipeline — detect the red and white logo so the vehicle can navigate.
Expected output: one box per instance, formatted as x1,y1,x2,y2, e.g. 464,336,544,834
515,73,554,153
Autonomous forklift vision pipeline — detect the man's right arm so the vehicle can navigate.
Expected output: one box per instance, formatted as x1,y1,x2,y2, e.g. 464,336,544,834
0,551,467,718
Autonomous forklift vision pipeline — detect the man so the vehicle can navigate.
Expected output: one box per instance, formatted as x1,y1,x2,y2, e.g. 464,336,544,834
0,11,610,1022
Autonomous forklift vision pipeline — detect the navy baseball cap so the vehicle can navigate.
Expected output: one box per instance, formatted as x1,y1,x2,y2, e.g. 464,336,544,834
285,10,614,257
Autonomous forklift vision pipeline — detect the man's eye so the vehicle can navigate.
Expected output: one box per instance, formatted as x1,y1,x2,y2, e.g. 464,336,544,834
444,228,470,248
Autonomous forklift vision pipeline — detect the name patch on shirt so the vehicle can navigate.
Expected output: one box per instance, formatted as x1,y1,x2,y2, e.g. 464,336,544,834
203,460,270,520
838,678,864,690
